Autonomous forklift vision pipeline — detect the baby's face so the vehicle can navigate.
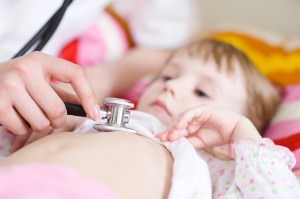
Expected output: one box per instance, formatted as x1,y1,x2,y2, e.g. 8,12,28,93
137,52,248,125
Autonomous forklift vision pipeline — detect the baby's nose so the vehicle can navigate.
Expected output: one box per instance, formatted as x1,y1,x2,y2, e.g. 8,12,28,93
163,77,192,96
163,82,175,96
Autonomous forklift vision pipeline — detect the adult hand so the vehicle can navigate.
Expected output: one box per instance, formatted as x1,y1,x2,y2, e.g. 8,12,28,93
157,106,261,158
0,52,100,135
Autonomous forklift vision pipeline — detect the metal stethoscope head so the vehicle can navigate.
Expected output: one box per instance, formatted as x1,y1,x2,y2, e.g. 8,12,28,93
65,98,136,133
93,97,136,133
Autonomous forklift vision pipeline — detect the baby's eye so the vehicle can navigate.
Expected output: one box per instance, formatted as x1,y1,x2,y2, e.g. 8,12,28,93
161,75,172,81
194,89,209,98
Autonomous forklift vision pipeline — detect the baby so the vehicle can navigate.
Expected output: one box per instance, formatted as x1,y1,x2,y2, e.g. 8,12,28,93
0,38,299,199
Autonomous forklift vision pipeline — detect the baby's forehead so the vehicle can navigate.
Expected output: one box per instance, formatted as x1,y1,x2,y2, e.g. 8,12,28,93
168,49,244,77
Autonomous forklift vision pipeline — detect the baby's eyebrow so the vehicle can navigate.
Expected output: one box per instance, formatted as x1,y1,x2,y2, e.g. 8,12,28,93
163,62,182,74
168,62,182,69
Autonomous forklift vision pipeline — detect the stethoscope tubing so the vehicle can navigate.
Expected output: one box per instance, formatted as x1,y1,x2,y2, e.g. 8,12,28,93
13,0,74,58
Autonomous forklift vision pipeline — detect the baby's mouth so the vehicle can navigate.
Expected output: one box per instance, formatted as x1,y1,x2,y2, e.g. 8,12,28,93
151,100,172,116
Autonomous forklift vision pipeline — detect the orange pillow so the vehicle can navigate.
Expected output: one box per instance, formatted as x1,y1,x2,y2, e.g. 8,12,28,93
209,31,300,86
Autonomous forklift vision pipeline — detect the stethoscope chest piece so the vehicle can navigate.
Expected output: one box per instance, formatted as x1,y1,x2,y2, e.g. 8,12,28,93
93,97,136,133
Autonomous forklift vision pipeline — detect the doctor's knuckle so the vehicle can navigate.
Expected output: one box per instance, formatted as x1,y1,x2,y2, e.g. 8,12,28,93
48,105,67,121
0,98,10,113
73,66,87,79
1,76,20,91
11,60,33,78
34,120,50,132
26,51,45,61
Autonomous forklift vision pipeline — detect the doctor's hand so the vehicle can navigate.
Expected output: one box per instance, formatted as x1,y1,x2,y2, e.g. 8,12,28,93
0,52,100,135
156,106,261,159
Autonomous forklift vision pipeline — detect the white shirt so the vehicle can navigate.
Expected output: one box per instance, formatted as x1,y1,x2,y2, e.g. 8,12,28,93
0,0,201,61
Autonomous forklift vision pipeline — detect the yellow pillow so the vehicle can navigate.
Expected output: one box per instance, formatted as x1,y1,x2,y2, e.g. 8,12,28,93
209,31,300,86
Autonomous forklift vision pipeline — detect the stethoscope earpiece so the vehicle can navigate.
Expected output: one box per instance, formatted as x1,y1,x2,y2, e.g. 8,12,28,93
93,98,136,133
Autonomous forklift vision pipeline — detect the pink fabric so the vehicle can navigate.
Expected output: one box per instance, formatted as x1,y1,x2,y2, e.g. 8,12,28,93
264,83,300,172
121,79,148,105
281,84,300,103
0,163,121,199
78,23,107,67
293,148,300,170
264,119,300,140
77,12,129,67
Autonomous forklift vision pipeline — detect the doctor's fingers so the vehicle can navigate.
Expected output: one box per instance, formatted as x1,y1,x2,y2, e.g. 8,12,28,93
0,77,50,135
32,52,99,120
8,81,59,133
13,80,66,131
52,84,80,104
0,98,29,135
10,52,98,120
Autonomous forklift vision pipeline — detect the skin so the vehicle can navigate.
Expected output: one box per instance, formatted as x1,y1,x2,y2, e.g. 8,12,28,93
0,50,261,198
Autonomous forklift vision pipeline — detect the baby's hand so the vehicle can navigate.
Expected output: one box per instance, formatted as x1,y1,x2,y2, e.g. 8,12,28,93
157,106,261,149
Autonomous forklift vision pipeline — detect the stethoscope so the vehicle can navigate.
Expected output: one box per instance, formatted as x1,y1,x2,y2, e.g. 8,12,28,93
11,0,136,132
13,0,74,58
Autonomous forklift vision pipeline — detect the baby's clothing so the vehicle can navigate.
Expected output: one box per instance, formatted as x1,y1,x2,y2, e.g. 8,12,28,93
201,139,300,198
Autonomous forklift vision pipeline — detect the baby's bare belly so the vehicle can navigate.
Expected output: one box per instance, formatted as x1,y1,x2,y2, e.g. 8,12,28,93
0,132,173,199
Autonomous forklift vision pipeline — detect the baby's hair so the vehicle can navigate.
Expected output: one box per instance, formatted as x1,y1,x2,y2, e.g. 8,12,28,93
174,38,280,132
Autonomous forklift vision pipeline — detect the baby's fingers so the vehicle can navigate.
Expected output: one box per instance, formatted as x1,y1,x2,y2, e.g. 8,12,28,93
156,129,188,142
187,136,205,148
174,111,196,129
174,107,208,130
156,132,169,141
167,129,188,141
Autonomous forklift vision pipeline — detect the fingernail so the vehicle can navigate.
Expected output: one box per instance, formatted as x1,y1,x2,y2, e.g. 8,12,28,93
93,104,101,121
